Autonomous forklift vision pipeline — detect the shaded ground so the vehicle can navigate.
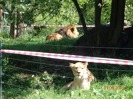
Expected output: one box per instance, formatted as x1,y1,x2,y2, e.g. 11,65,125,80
72,26,133,60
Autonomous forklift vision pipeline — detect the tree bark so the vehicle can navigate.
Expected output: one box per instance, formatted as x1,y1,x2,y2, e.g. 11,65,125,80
95,0,102,46
112,0,125,46
0,9,2,33
10,22,15,38
108,0,118,43
72,0,87,34
16,10,22,38
10,5,15,38
109,0,125,46
16,0,23,38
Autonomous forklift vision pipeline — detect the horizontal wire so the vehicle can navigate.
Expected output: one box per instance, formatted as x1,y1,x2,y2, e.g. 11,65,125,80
2,74,72,89
8,66,41,74
90,68,133,72
53,74,73,79
5,57,133,72
2,42,133,50
2,69,132,90
4,72,72,80
43,44,133,50
8,57,69,67
2,82,24,89
2,67,133,89
3,66,71,78
5,65,133,73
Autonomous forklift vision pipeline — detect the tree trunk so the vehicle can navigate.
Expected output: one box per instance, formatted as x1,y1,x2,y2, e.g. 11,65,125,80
108,0,118,44
16,10,22,38
16,0,23,38
112,0,125,46
10,5,15,38
109,0,125,46
10,22,15,38
0,9,2,33
72,0,87,34
95,0,102,46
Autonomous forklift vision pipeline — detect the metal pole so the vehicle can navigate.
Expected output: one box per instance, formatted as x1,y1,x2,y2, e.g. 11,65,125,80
0,40,2,99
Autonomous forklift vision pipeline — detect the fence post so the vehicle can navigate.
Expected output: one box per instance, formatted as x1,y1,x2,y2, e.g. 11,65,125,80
0,41,2,99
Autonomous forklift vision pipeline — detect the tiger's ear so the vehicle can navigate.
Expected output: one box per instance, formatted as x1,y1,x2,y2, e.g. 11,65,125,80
82,62,88,67
69,63,75,67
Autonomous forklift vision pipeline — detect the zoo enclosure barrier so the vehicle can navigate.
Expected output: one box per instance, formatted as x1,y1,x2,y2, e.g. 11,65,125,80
1,24,131,34
0,41,133,98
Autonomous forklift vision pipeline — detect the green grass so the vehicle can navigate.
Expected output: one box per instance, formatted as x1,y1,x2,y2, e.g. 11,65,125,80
2,36,79,53
3,76,133,99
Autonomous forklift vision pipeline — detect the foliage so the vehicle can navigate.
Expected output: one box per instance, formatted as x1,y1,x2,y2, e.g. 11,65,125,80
3,0,55,24
101,0,112,24
1,0,132,26
125,0,133,25
4,75,133,99
3,58,54,89
2,58,15,75
2,0,78,25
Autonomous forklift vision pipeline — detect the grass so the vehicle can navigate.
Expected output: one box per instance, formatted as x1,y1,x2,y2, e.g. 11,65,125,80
3,76,133,99
2,36,79,54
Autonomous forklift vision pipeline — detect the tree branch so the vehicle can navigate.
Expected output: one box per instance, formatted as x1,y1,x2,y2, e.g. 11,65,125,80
72,0,87,34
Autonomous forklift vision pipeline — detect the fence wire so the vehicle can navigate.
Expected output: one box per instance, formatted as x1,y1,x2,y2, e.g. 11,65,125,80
5,57,133,72
43,44,133,50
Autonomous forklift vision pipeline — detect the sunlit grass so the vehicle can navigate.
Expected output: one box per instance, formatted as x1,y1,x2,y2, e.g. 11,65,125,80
4,76,133,99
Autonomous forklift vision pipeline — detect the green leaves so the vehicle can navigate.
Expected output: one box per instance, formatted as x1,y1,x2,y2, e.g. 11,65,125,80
2,0,132,27
78,0,88,6
0,1,5,8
